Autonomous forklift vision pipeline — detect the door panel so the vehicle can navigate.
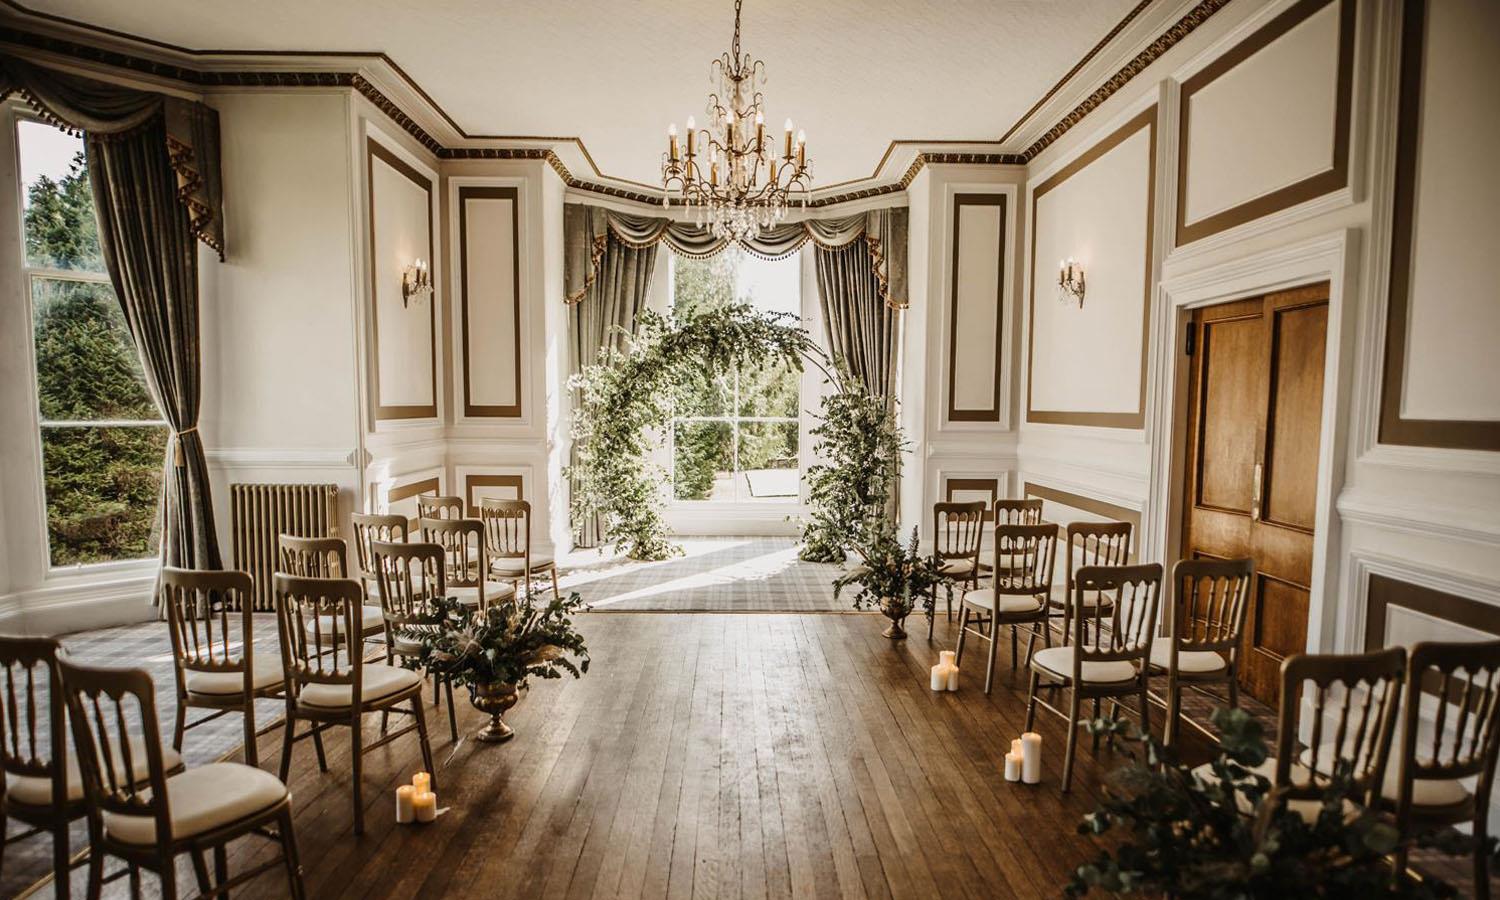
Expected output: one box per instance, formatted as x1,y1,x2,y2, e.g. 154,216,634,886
1180,284,1328,707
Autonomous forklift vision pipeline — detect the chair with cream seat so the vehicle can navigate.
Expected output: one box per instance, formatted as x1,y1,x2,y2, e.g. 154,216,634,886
370,539,460,743
955,523,1057,694
57,657,303,900
480,498,558,599
1049,521,1132,646
419,517,517,611
927,500,985,639
277,534,385,655
977,498,1043,576
1390,640,1500,899
1025,563,1162,792
1192,647,1406,824
1150,557,1254,747
161,567,285,768
351,512,409,605
416,493,464,521
273,574,434,836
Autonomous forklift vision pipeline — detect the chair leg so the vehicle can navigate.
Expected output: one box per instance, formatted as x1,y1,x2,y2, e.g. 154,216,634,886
927,590,936,641
173,694,188,752
1091,697,1102,753
413,696,436,787
984,623,998,695
1165,673,1182,748
158,856,177,900
1227,667,1240,710
279,807,307,900
350,717,365,836
1010,625,1018,671
1138,686,1151,742
550,566,561,598
51,826,70,900
214,843,227,898
1025,670,1041,732
191,850,212,895
444,677,458,744
312,724,328,773
243,702,259,768
955,607,970,666
1475,817,1491,900
128,863,142,898
86,847,104,900
279,711,296,783
1062,688,1082,793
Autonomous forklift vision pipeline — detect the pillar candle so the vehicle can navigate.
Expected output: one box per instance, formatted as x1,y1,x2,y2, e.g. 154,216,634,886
1004,752,1022,782
946,664,959,691
413,790,437,823
930,663,947,691
396,785,416,824
412,771,431,794
1021,732,1042,784
1011,738,1022,757
938,650,957,668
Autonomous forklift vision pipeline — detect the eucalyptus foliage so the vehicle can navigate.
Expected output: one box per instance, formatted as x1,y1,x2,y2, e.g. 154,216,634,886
798,371,904,562
1068,709,1480,899
397,592,590,690
568,302,815,560
833,525,947,623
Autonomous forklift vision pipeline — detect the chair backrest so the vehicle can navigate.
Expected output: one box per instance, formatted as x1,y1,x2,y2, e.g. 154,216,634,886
1166,557,1254,656
273,574,365,698
991,523,1057,597
370,540,446,625
1072,564,1162,667
1395,640,1500,823
57,658,173,843
161,567,259,691
277,534,349,578
994,498,1043,526
1276,647,1406,808
351,513,408,583
480,498,533,562
1064,521,1132,590
417,494,464,521
0,635,66,807
933,501,985,562
419,517,487,593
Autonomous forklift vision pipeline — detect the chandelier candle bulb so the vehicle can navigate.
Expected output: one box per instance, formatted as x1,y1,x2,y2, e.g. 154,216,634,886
396,785,416,824
784,118,793,156
1021,733,1042,784
1004,752,1022,783
413,791,437,824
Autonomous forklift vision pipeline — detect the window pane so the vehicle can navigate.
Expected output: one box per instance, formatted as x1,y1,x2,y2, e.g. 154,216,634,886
41,425,167,566
672,253,737,316
32,277,158,422
673,421,733,501
675,368,732,417
736,421,799,502
737,359,800,418
18,120,105,272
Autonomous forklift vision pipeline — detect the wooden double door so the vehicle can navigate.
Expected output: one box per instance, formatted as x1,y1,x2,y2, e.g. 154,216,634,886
1180,283,1329,706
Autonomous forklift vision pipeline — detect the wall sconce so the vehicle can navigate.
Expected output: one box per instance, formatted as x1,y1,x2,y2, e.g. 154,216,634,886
402,258,432,308
1057,257,1085,307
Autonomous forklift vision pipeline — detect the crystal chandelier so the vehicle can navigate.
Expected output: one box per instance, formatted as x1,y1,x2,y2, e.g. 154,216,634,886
661,0,812,241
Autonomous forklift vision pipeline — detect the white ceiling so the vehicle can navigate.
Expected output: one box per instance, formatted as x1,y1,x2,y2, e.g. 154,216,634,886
19,0,1142,187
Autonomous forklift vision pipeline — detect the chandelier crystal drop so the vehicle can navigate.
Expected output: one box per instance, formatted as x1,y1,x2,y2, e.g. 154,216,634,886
661,0,812,241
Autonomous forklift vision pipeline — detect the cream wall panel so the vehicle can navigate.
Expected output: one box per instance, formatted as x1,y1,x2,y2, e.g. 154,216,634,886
1182,2,1341,225
462,193,520,412
1400,0,1500,422
952,201,1003,415
1030,125,1152,417
370,148,435,410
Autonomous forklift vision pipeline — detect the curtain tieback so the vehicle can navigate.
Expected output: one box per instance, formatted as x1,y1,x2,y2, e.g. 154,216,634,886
172,425,199,467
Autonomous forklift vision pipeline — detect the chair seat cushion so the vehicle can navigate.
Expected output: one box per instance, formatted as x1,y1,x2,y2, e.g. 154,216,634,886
962,588,1043,615
1148,639,1227,674
490,555,555,576
103,762,287,845
1293,744,1472,810
5,739,183,807
448,582,517,607
184,652,285,697
307,604,384,640
1031,646,1137,684
298,663,421,709
939,558,976,578
1048,583,1114,609
1191,756,1357,823
391,636,425,656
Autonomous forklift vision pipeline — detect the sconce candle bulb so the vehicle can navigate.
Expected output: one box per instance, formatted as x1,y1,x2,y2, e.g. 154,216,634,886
402,257,433,308
1057,257,1085,307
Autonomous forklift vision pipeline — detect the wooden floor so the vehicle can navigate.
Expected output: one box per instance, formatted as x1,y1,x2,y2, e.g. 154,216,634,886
155,612,1124,900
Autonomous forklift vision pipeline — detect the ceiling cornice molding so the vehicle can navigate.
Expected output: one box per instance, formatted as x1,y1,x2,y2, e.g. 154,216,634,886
0,0,1236,203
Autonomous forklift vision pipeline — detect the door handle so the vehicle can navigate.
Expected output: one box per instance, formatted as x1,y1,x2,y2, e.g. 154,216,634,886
1251,462,1263,521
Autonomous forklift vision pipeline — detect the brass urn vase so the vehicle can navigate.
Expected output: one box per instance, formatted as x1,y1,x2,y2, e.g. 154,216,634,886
880,597,912,640
470,681,520,743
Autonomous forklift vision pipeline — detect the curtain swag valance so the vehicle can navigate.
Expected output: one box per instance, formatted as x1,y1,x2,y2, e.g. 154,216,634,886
0,56,226,258
565,204,908,311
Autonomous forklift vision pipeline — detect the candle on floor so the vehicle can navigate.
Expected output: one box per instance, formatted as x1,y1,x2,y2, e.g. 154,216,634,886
946,664,959,692
412,771,431,794
1004,752,1022,782
396,784,416,824
1021,732,1042,784
939,650,959,691
1011,738,1022,757
930,662,948,691
413,790,437,823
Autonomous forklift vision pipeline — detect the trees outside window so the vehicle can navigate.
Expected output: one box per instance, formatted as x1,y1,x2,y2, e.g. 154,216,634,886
18,119,167,566
671,252,801,503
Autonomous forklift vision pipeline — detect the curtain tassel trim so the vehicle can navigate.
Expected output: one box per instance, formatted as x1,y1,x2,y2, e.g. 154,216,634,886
165,135,223,260
172,426,199,467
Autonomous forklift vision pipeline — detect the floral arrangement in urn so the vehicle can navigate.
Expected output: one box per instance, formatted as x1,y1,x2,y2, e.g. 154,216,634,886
833,525,947,639
399,592,590,742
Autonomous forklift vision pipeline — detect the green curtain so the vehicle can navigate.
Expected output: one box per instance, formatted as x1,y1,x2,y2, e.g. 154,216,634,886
814,239,895,401
1,56,226,572
567,205,659,547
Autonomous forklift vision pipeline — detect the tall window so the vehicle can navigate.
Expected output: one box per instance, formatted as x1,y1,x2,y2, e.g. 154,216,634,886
671,251,800,503
17,119,167,566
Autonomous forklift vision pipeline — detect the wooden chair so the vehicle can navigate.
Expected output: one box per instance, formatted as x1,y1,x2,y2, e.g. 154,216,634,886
1026,563,1163,792
1390,640,1500,898
480,499,558,599
1150,557,1254,747
928,501,985,639
1194,647,1406,823
277,534,385,652
371,539,460,743
978,498,1044,575
419,517,517,611
1049,521,1132,646
57,657,303,900
416,493,464,521
273,574,434,835
161,567,285,768
955,523,1057,694
350,512,408,603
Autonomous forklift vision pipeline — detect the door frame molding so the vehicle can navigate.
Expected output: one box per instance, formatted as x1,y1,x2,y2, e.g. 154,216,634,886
1149,229,1359,662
